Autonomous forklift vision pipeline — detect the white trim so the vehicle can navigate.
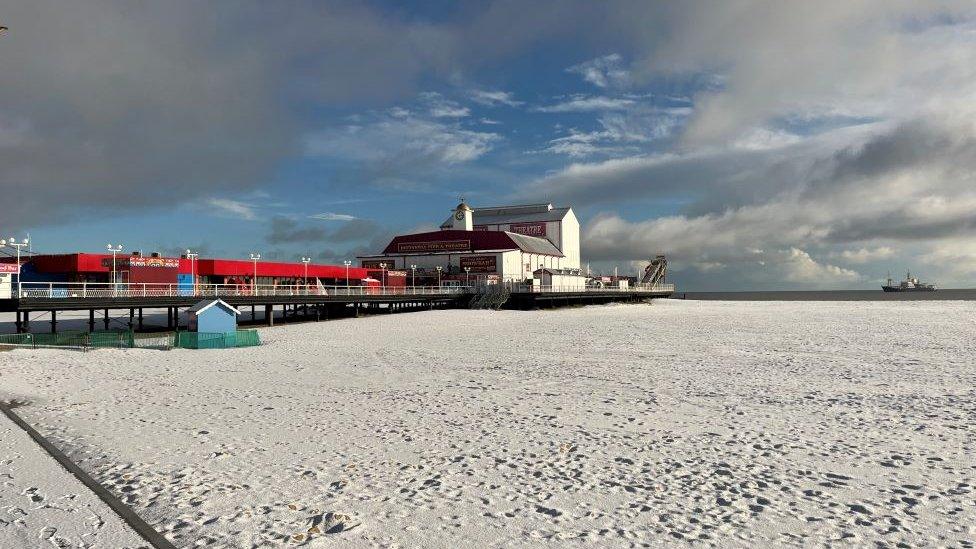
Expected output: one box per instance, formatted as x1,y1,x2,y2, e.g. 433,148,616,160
190,299,241,316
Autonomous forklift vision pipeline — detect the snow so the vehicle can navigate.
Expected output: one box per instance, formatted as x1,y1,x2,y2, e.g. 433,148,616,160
1,300,975,547
0,408,145,547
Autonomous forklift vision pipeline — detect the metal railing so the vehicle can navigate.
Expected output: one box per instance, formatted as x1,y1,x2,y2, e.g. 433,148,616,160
16,282,470,299
15,281,674,299
504,283,675,293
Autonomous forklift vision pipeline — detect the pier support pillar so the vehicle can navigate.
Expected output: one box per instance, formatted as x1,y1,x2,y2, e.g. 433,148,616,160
15,311,22,333
166,307,173,329
128,308,134,328
89,309,95,332
251,305,256,322
50,310,57,334
265,305,274,327
23,312,30,333
138,308,143,330
103,309,110,330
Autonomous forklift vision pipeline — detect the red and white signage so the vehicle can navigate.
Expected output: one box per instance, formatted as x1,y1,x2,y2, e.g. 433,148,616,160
0,264,20,273
460,255,497,273
129,257,179,268
396,240,471,253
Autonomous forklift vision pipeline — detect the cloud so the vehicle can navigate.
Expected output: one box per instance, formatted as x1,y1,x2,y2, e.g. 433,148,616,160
309,212,358,222
420,92,471,118
268,215,384,247
207,198,258,221
629,2,976,146
777,248,861,284
0,1,296,227
567,53,631,88
538,110,687,157
268,216,329,244
534,95,637,113
304,110,500,188
833,247,896,264
328,219,383,242
469,90,523,107
0,1,595,227
532,113,976,287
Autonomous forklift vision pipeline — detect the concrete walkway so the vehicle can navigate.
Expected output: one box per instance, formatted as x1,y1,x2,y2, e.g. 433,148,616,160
0,410,147,548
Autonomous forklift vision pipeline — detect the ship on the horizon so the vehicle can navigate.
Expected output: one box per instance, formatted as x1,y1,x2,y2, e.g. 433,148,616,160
882,271,936,292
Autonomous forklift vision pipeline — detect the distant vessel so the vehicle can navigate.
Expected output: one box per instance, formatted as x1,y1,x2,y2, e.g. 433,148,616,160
882,271,936,292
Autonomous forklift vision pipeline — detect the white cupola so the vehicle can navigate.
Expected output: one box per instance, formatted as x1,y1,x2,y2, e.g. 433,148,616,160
452,200,473,231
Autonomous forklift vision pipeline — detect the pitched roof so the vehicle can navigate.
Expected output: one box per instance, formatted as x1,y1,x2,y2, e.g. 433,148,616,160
379,230,563,257
439,203,573,228
188,299,241,316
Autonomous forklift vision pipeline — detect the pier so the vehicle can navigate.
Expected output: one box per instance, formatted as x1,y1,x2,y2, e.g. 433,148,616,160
1,282,674,333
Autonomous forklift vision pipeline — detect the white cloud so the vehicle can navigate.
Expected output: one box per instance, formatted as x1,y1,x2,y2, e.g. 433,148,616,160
207,198,257,221
420,92,471,118
634,3,976,146
777,248,861,284
536,109,688,157
469,90,523,107
309,212,357,221
388,107,411,118
523,112,976,287
732,127,803,151
304,112,500,177
534,95,636,113
479,117,502,125
429,104,471,118
833,247,895,264
567,53,631,88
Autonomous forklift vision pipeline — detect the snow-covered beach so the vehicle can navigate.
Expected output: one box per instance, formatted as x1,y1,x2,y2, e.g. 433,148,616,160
1,300,974,547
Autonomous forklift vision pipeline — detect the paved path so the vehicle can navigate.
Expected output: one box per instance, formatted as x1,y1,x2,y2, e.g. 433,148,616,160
0,409,147,548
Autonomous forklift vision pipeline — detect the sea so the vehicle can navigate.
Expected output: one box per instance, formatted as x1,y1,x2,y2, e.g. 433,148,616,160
671,289,976,301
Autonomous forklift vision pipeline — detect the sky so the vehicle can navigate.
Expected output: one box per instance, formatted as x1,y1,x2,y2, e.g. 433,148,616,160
2,1,976,290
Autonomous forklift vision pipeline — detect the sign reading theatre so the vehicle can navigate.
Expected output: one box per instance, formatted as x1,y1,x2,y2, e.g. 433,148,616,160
396,240,471,253
509,222,547,237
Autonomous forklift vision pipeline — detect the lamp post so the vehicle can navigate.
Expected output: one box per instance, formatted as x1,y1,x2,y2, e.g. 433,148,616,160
106,244,123,294
343,260,351,287
379,262,387,289
435,265,442,287
301,256,311,294
1,236,29,296
185,249,198,296
464,266,471,286
249,253,261,294
410,264,417,288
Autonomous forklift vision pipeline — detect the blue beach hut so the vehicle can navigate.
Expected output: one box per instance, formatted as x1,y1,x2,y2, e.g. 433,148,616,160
187,299,240,334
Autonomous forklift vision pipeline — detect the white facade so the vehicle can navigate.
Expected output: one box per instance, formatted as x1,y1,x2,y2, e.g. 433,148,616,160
361,202,578,283
363,249,564,282
440,203,581,270
534,268,587,291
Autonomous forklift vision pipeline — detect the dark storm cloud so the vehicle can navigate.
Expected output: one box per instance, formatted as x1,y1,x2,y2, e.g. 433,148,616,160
328,219,382,243
0,0,608,227
267,217,329,244
267,216,385,246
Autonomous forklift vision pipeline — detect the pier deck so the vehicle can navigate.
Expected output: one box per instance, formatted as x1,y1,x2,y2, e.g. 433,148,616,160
1,282,674,333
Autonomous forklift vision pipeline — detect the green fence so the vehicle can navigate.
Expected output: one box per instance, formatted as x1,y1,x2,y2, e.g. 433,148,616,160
172,330,261,350
0,329,260,351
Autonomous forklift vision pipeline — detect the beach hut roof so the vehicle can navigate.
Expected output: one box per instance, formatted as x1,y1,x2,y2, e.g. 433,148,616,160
187,299,241,316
